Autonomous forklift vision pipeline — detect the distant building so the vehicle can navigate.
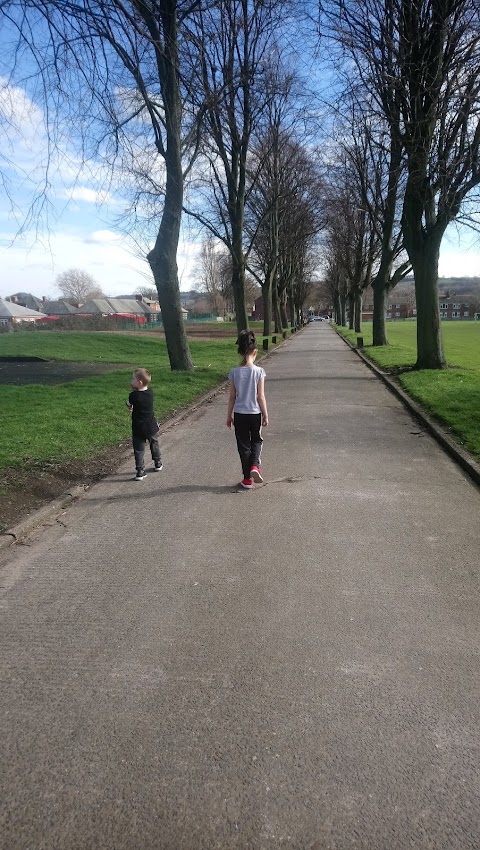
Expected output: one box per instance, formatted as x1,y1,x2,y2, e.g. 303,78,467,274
76,297,156,320
437,297,472,320
6,292,45,311
362,289,472,321
0,298,46,325
41,300,79,316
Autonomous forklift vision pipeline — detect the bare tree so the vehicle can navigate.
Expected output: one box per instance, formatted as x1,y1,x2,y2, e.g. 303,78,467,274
196,237,226,315
185,0,284,333
244,70,298,336
338,104,411,344
3,0,210,370
321,0,480,368
247,130,324,333
323,142,382,334
56,269,103,305
135,286,158,301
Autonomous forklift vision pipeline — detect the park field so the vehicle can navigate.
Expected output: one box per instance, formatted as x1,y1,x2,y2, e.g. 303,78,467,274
0,330,281,471
337,322,480,461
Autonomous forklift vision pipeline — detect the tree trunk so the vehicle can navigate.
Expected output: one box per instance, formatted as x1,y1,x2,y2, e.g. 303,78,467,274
231,222,248,333
280,290,288,329
340,295,346,326
372,281,388,346
354,291,362,333
371,132,402,347
262,273,273,337
288,290,295,327
272,284,281,333
412,244,446,369
402,168,446,369
147,153,193,371
334,293,341,324
348,295,354,330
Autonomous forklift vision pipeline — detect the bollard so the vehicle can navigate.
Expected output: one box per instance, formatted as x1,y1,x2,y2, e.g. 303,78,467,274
272,335,277,344
262,338,269,351
357,336,364,348
282,330,288,340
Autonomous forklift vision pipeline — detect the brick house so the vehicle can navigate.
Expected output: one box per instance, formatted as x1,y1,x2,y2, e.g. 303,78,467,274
438,297,471,320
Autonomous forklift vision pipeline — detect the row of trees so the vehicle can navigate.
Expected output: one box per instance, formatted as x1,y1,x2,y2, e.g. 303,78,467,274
3,1,480,370
3,0,322,369
319,0,480,369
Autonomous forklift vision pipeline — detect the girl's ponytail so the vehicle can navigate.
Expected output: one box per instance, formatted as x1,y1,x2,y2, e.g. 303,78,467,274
236,329,257,359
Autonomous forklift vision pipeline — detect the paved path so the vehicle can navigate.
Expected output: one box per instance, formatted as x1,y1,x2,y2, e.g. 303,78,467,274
1,324,479,850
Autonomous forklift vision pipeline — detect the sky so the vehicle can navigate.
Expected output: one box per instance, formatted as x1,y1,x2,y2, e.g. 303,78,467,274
0,76,479,302
0,77,200,300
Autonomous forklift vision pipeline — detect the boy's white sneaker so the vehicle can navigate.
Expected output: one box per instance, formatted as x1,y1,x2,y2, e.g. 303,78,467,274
135,470,145,481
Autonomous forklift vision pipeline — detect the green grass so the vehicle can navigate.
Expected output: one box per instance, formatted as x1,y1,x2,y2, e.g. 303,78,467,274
336,321,480,460
0,331,285,469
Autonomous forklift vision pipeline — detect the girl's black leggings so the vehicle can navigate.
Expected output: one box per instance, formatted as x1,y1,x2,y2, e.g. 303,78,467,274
234,412,263,478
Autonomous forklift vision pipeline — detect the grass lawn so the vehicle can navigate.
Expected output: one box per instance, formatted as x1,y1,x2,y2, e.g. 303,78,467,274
0,331,285,470
336,321,480,461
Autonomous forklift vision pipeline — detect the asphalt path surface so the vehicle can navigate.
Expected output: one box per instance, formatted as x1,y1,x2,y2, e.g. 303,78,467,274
1,323,479,849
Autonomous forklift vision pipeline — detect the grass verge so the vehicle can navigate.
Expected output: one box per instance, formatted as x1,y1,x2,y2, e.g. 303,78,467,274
335,322,480,461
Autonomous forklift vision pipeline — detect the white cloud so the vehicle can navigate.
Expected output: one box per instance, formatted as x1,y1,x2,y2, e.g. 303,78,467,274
63,187,113,205
84,229,122,244
0,227,200,298
438,250,480,278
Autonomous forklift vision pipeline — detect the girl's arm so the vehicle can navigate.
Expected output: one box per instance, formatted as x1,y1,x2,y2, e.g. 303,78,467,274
226,381,236,428
257,378,268,426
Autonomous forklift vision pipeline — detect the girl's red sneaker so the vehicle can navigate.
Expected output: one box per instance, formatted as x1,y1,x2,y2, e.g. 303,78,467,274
250,466,263,483
240,478,254,489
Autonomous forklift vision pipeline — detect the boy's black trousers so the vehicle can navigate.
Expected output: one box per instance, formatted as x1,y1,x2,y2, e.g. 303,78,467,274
234,412,263,479
132,431,162,472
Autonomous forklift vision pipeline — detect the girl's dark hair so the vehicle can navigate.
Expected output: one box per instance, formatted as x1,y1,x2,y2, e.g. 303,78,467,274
236,329,256,358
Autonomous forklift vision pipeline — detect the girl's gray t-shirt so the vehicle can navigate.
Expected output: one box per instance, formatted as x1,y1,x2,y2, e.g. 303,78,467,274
228,364,266,414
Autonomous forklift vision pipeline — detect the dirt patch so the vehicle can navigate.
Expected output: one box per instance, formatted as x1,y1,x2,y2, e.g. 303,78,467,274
0,442,131,534
0,359,127,386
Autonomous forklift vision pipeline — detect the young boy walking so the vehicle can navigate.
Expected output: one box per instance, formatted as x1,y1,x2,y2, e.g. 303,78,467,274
126,368,163,481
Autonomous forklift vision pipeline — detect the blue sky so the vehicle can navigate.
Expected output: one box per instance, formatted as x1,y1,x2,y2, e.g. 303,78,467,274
0,75,479,301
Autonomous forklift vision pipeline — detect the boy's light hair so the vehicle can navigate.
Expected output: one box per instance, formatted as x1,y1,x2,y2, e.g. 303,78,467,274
134,368,152,385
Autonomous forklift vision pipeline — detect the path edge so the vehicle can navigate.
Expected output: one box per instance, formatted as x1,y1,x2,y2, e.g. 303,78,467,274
334,326,480,490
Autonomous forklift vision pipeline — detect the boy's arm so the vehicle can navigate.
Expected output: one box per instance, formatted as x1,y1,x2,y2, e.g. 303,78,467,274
226,381,236,428
257,377,268,426
126,390,134,412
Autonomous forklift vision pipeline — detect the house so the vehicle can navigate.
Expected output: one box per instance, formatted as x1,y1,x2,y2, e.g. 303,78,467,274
438,296,472,320
0,298,46,325
41,300,79,316
76,297,157,320
5,292,45,311
362,280,478,322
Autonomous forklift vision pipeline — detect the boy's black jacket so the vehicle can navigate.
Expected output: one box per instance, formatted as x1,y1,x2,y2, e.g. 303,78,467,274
128,388,159,439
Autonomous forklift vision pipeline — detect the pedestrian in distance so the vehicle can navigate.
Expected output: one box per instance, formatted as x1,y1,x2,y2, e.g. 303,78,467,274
227,329,268,489
126,368,163,481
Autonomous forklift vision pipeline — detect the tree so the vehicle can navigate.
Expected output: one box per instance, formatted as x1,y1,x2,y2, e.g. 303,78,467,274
186,0,284,333
244,70,297,336
196,237,227,315
321,0,480,368
338,104,410,344
247,130,324,333
4,0,203,370
135,286,158,302
56,269,103,305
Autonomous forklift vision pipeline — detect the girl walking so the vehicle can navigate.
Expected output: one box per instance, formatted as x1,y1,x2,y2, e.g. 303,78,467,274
227,329,268,489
